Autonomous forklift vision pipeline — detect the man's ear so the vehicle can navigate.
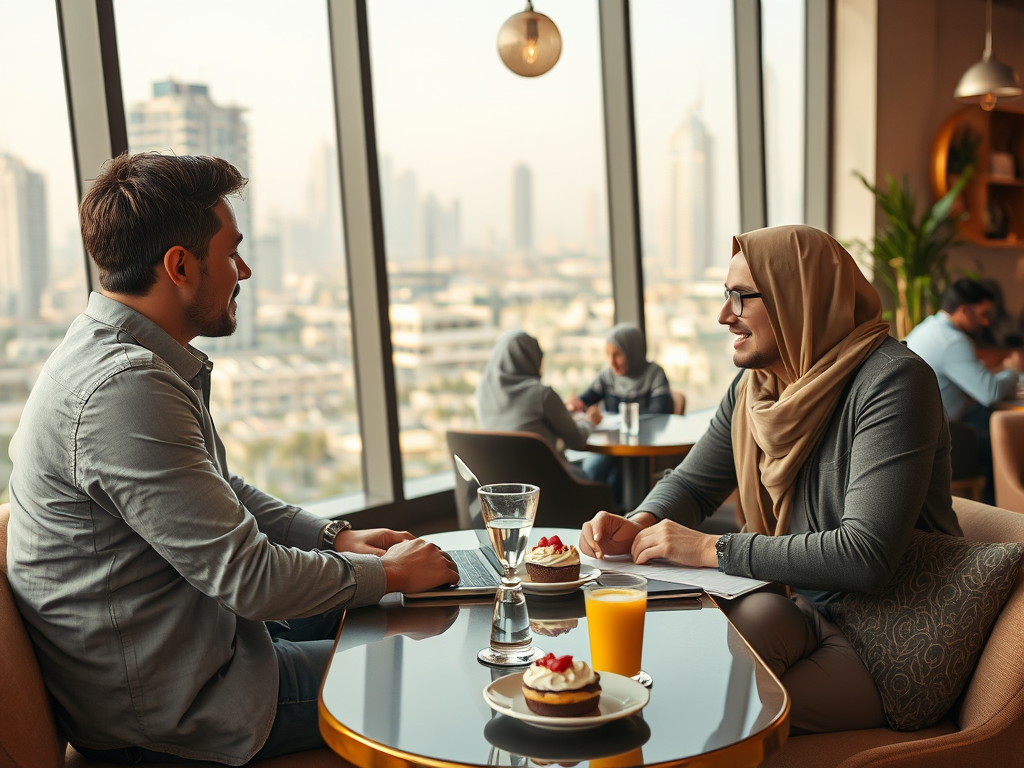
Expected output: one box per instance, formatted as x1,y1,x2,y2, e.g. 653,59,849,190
162,246,195,289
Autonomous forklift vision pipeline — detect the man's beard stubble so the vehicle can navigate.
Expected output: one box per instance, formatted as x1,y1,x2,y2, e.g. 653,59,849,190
186,272,239,339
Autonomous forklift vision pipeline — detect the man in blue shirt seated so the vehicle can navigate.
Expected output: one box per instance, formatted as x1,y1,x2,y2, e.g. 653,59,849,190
905,278,1023,504
6,153,460,765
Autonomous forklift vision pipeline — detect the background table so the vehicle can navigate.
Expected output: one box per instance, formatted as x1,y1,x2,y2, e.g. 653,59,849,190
319,528,789,768
585,410,715,510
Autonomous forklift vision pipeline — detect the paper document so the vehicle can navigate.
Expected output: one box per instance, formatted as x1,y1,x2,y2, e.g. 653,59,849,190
580,553,768,599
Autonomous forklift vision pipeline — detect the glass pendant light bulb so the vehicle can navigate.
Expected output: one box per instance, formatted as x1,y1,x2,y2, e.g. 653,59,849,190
497,2,561,78
523,18,539,65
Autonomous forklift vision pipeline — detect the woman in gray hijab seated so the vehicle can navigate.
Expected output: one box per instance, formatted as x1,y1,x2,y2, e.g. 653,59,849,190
565,323,673,505
475,330,602,464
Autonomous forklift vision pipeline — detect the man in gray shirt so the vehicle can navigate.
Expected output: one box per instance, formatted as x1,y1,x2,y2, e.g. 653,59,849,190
580,225,961,734
6,153,459,764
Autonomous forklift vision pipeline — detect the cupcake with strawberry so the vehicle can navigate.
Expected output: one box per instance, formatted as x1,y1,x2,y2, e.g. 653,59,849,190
522,653,602,717
524,535,580,583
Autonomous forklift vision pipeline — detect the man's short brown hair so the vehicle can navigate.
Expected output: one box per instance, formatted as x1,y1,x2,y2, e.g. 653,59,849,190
80,153,248,295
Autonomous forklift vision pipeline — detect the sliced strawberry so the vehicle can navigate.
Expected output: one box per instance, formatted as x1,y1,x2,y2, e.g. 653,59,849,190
547,535,563,549
549,655,574,673
536,536,549,548
535,652,557,668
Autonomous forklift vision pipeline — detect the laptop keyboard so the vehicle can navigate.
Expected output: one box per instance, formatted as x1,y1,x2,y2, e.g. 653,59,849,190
448,550,501,588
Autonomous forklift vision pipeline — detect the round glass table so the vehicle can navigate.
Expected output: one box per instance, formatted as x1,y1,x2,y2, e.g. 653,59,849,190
318,528,789,768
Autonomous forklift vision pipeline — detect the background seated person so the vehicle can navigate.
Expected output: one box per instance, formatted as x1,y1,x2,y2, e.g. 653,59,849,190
905,278,1024,504
580,225,961,735
6,153,459,765
565,322,672,506
475,330,601,472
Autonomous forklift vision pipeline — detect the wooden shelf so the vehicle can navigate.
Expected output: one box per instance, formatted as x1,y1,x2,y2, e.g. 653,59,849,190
932,106,1024,247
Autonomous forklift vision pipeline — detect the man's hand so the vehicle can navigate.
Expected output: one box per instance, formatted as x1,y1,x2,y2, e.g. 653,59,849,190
380,539,460,594
580,511,655,559
334,527,416,556
1004,349,1024,374
565,396,585,413
631,519,718,568
585,404,603,427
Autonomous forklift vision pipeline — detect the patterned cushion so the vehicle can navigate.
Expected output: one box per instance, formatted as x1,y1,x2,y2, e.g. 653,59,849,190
829,531,1023,731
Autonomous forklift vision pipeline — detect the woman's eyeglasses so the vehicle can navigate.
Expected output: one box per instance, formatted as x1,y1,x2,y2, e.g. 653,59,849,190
724,289,763,317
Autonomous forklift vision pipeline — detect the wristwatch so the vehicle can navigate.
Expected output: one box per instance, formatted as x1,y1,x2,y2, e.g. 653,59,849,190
320,519,352,550
715,533,733,572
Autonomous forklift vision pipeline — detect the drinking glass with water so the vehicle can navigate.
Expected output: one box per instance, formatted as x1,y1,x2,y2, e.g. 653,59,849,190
476,483,546,667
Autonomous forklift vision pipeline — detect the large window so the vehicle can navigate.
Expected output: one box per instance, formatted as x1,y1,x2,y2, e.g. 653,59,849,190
762,0,806,226
367,0,612,491
631,0,742,413
0,1,89,503
114,0,362,506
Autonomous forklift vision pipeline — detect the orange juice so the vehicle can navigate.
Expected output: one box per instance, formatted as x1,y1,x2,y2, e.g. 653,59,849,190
585,586,647,676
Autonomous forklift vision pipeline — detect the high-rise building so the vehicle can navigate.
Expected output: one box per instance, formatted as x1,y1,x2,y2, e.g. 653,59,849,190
660,111,714,279
511,163,533,255
0,154,49,320
418,194,460,264
127,80,255,348
381,159,418,263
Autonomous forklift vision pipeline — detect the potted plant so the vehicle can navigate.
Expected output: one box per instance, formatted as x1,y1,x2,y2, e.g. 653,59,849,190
852,170,972,338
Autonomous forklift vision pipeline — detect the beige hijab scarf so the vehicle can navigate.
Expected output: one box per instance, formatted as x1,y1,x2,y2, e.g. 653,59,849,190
732,225,891,536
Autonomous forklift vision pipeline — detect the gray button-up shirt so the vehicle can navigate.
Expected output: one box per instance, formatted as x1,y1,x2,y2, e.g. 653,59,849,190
7,293,385,764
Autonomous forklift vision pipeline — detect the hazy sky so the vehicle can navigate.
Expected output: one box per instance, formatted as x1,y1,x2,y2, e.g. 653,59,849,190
0,0,803,256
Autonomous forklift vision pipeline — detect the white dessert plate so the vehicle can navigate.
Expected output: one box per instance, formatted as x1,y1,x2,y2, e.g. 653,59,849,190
517,566,601,595
482,671,649,731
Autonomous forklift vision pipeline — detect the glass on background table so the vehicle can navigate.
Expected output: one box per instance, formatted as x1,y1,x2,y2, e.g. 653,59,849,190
319,528,789,768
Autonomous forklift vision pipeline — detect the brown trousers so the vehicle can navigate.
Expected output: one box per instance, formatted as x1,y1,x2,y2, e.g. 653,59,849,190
720,592,886,734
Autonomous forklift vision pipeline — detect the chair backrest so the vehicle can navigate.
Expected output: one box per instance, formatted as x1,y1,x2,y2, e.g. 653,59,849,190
671,390,687,416
992,411,1024,513
0,503,65,768
952,496,1024,732
446,430,616,529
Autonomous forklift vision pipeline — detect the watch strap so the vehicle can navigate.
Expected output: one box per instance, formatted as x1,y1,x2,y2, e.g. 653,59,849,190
320,519,352,549
715,533,733,573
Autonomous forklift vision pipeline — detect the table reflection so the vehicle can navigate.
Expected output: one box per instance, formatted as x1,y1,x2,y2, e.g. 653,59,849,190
321,590,787,768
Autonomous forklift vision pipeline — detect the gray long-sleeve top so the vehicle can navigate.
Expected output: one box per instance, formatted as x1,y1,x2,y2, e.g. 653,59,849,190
7,293,386,765
634,337,962,607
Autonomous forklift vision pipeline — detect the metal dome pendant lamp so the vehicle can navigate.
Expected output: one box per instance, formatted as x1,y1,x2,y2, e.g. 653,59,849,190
954,0,1022,111
497,1,562,78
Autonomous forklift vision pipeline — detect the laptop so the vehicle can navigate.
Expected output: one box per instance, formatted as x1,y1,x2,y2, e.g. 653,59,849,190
404,471,507,599
404,467,702,600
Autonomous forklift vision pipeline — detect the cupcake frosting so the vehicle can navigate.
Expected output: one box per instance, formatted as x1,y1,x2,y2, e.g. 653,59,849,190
523,655,597,691
525,536,580,567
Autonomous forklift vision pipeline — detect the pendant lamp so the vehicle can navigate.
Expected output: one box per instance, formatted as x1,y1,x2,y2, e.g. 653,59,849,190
497,1,562,78
954,0,1022,111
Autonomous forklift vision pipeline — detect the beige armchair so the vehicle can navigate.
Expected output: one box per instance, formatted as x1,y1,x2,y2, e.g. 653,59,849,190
992,410,1024,514
762,497,1024,767
0,503,352,768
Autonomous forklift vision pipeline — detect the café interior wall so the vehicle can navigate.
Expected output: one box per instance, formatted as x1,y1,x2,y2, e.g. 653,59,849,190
873,0,1024,316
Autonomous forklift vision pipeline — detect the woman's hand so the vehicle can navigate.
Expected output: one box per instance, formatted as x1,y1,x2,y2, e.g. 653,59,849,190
580,511,655,558
565,396,585,413
585,404,603,426
631,519,718,568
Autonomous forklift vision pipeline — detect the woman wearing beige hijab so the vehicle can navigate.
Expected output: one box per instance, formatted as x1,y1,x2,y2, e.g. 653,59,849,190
580,225,961,733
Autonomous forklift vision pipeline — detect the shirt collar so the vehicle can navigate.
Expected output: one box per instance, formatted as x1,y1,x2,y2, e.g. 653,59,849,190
84,292,210,382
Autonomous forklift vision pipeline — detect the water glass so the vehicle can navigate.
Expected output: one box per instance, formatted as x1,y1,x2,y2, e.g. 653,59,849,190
619,402,640,437
477,483,545,667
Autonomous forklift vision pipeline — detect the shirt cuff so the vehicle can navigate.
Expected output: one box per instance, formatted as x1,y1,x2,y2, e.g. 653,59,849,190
626,508,664,522
338,553,388,609
726,532,758,578
287,509,332,550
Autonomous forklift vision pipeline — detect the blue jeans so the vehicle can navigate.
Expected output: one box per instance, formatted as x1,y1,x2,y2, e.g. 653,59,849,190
73,610,344,764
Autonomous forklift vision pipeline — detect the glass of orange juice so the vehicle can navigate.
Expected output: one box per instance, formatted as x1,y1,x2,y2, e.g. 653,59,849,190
584,573,651,687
